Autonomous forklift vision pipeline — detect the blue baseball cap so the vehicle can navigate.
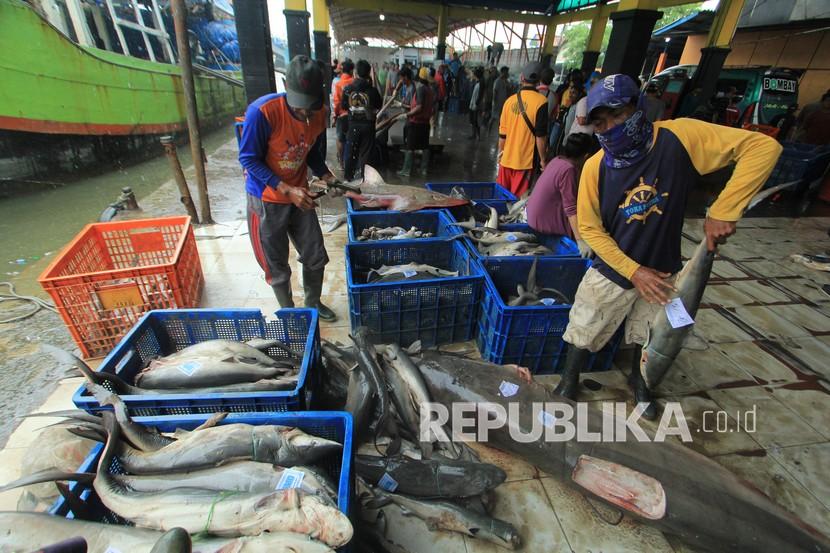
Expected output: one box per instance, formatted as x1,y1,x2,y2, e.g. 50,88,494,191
587,74,640,116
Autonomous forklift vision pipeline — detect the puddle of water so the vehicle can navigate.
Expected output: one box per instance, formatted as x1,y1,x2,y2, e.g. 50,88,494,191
0,126,233,297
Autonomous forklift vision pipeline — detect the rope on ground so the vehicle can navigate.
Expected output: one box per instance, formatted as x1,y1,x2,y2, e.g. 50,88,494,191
0,282,57,324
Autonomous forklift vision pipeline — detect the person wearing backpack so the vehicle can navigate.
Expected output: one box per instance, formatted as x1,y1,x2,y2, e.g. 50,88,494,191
341,60,382,180
497,61,549,197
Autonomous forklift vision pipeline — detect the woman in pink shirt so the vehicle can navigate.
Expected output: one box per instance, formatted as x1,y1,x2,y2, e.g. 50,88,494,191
526,133,597,258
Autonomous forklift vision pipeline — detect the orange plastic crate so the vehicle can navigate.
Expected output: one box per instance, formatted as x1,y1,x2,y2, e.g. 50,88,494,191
38,216,204,358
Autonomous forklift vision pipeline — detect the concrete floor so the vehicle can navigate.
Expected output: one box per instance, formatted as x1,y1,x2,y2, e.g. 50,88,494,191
1,113,828,551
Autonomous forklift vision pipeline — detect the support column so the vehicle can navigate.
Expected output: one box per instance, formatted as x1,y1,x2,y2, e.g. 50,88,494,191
284,0,311,60
234,0,277,104
312,0,331,64
540,23,557,67
602,9,662,80
435,5,448,63
580,13,607,75
688,0,744,102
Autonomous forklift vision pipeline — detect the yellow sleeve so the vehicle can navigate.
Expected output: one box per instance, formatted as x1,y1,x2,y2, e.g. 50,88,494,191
577,152,642,280
661,118,783,221
498,98,509,136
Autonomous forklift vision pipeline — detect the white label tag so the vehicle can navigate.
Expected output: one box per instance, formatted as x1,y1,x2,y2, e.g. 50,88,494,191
275,468,305,490
540,298,556,306
505,233,517,242
104,548,124,553
499,380,519,397
378,472,399,492
538,410,557,429
177,361,200,376
665,297,694,329
402,269,418,278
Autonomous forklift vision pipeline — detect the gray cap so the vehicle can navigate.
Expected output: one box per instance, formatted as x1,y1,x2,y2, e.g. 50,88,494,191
286,55,324,110
521,61,543,84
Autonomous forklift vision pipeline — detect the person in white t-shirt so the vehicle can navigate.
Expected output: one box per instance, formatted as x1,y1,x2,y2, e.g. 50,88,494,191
567,74,599,137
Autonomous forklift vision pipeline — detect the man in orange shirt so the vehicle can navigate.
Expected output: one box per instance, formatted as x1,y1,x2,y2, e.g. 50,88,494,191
332,59,354,169
497,61,549,197
239,55,339,321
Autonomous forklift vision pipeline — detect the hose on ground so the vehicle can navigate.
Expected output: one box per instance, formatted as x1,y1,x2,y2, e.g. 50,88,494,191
0,282,57,324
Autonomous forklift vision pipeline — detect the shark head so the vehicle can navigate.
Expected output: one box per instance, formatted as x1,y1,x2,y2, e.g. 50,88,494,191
362,165,386,190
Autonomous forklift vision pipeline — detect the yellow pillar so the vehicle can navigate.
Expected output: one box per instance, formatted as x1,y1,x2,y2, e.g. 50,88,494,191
312,0,329,32
585,13,607,52
311,0,331,63
580,13,607,75
706,0,745,48
542,23,557,55
615,0,659,9
284,0,310,59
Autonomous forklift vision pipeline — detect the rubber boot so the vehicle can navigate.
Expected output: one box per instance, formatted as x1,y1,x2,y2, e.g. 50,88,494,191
303,270,337,322
397,151,413,177
419,148,431,177
629,345,658,421
271,283,294,308
553,345,590,400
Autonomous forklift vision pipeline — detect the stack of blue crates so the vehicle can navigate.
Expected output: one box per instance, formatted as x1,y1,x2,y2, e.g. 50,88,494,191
347,210,461,242
50,412,354,549
764,142,830,193
73,308,321,416
346,239,484,347
476,257,622,374
343,180,620,372
64,307,356,551
425,181,517,218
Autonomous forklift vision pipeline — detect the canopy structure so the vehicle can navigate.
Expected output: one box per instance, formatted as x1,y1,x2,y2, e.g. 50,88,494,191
328,0,558,46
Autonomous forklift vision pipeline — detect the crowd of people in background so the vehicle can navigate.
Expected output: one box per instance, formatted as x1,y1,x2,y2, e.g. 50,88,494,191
321,51,828,203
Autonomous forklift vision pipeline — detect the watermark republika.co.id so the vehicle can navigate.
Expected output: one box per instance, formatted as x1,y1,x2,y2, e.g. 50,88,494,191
419,401,758,444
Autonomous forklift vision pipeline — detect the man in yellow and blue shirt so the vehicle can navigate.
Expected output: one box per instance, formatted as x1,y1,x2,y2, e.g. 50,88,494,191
556,74,782,419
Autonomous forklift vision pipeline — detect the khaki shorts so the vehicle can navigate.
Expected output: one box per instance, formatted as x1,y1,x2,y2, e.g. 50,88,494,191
562,268,676,353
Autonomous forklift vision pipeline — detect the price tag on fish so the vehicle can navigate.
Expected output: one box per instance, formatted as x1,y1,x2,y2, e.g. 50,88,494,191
276,468,305,490
538,410,557,429
505,233,518,242
665,297,694,329
378,472,399,492
402,269,418,278
177,361,201,376
499,380,519,397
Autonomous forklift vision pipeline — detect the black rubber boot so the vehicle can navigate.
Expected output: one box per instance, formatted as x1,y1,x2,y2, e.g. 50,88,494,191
554,345,590,400
271,283,294,308
303,270,337,322
629,345,658,421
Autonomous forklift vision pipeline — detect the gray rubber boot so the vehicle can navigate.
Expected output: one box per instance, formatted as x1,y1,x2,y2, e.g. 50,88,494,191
271,283,294,308
397,151,413,177
419,148,431,177
303,270,337,322
553,345,590,400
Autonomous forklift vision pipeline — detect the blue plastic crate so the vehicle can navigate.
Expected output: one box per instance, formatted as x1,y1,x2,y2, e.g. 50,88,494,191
475,257,621,373
425,182,517,215
764,142,830,192
49,412,353,548
346,239,484,346
347,210,461,243
450,221,579,259
72,308,320,416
